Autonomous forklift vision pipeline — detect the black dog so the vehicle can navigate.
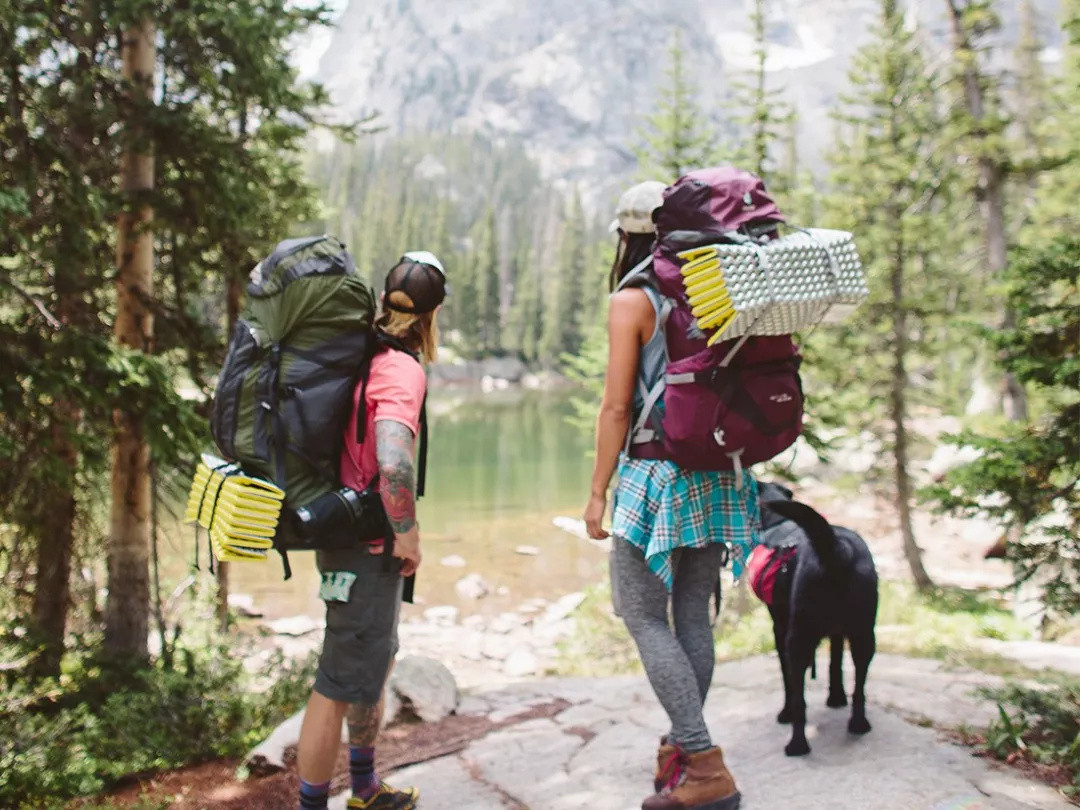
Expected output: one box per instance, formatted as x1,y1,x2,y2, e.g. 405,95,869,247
756,482,879,757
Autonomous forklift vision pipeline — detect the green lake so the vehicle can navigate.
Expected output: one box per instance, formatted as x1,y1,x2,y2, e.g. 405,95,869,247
163,388,609,622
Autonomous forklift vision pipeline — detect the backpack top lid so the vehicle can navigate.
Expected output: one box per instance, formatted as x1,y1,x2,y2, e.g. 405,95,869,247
247,235,355,299
244,234,371,342
655,166,784,242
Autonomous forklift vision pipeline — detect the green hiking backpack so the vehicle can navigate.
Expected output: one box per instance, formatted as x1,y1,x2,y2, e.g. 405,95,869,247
209,235,377,574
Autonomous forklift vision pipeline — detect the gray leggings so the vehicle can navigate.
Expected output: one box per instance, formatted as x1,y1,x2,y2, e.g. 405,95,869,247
611,539,722,752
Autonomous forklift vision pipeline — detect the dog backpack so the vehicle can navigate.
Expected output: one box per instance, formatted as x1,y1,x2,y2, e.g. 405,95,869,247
747,544,798,606
209,235,378,574
620,167,804,478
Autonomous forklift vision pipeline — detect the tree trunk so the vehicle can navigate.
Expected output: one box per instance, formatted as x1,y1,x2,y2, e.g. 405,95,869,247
891,238,934,591
944,0,1028,421
24,0,96,679
105,18,156,662
31,397,79,678
752,0,768,178
886,59,934,589
215,274,245,632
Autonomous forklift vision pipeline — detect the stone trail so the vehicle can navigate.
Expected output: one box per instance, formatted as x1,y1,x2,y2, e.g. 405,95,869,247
326,654,1072,810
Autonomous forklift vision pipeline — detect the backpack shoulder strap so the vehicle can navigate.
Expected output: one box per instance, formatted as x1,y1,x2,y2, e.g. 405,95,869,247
354,330,427,499
613,254,655,293
622,275,673,451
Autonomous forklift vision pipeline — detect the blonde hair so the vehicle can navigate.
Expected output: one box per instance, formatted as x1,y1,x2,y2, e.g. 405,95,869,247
375,291,439,364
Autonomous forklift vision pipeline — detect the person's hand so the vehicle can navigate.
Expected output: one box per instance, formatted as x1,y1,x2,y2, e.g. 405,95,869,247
393,532,421,577
584,493,609,539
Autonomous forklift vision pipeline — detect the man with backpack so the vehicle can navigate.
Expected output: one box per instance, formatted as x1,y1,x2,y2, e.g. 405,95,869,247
291,250,446,810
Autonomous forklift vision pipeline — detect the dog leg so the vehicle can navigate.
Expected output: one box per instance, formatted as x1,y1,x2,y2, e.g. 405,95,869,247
772,613,793,724
826,634,847,708
784,637,815,757
847,631,875,735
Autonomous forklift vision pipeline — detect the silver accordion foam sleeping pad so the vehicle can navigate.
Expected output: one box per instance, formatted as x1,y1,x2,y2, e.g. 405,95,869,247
677,228,869,343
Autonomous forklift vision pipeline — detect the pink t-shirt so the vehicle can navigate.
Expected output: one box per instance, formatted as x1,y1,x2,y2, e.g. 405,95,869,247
339,348,427,493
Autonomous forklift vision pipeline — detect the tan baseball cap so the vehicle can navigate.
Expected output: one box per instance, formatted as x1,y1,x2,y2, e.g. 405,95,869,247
609,180,667,234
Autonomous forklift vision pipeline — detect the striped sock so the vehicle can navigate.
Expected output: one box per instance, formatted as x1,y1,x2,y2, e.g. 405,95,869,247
298,779,330,810
350,746,378,798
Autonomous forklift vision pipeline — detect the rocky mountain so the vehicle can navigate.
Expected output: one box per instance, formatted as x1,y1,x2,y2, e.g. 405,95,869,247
314,0,1063,190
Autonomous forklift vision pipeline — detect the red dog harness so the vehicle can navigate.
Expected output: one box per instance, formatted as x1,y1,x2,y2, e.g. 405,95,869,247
748,544,798,606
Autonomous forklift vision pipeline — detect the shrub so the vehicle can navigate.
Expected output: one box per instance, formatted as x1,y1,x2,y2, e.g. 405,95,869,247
980,678,1080,799
0,644,319,808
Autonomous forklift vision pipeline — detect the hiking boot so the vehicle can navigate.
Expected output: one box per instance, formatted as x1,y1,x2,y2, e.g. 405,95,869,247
346,782,419,810
655,737,678,792
642,746,741,810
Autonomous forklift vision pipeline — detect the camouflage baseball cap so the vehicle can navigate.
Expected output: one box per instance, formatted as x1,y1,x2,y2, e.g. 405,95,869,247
609,180,667,234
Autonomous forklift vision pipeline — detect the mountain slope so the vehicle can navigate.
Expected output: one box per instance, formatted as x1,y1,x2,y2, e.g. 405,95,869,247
315,0,1063,186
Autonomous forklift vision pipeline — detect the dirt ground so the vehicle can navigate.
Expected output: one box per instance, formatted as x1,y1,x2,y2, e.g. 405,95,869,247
86,699,571,809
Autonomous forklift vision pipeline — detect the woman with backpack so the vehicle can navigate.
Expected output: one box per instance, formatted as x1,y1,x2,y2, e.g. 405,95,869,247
295,251,446,810
584,182,759,810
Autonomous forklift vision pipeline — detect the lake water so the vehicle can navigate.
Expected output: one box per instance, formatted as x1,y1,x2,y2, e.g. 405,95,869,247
162,388,609,622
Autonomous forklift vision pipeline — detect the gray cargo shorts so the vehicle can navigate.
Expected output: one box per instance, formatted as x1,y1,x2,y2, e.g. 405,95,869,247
313,545,403,706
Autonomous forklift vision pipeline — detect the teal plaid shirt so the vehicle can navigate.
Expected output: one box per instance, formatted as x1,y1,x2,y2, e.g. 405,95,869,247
611,457,761,590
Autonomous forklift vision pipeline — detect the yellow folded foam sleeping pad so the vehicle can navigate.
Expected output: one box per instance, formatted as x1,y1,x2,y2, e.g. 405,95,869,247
213,489,285,522
185,453,284,563
211,527,273,548
213,544,270,562
675,245,740,345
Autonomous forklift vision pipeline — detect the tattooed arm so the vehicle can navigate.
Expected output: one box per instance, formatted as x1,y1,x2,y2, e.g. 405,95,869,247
375,420,420,576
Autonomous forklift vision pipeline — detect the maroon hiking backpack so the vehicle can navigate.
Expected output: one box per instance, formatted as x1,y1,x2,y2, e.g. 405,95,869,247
620,167,804,476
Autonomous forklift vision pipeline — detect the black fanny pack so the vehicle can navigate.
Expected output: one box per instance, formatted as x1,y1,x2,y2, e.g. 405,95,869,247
281,483,392,552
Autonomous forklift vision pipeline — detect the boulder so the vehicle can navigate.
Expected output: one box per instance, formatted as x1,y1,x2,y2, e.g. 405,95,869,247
390,655,460,723
503,648,540,677
455,572,492,600
267,615,324,637
227,593,263,618
481,635,511,661
426,362,474,385
244,709,304,773
423,605,459,626
479,356,527,383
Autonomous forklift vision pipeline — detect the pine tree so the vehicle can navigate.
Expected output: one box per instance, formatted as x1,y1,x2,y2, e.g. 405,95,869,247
106,15,157,661
773,108,818,222
1013,0,1053,167
823,0,954,590
0,0,333,671
540,194,589,365
472,207,502,353
730,0,793,181
943,0,1028,420
1024,0,1080,236
929,236,1080,614
636,29,718,182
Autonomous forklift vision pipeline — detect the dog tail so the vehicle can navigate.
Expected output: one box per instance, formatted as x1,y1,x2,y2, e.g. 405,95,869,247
762,499,846,569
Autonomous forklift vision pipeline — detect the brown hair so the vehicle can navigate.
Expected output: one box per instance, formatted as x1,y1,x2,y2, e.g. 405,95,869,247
609,231,656,291
375,290,439,364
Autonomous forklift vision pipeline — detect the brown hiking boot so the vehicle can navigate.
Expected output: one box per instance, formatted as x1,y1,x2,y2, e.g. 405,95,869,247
654,736,679,791
642,746,741,810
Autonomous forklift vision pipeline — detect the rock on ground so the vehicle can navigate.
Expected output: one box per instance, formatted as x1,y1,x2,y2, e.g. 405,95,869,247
390,655,460,724
455,572,492,600
329,654,1072,810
